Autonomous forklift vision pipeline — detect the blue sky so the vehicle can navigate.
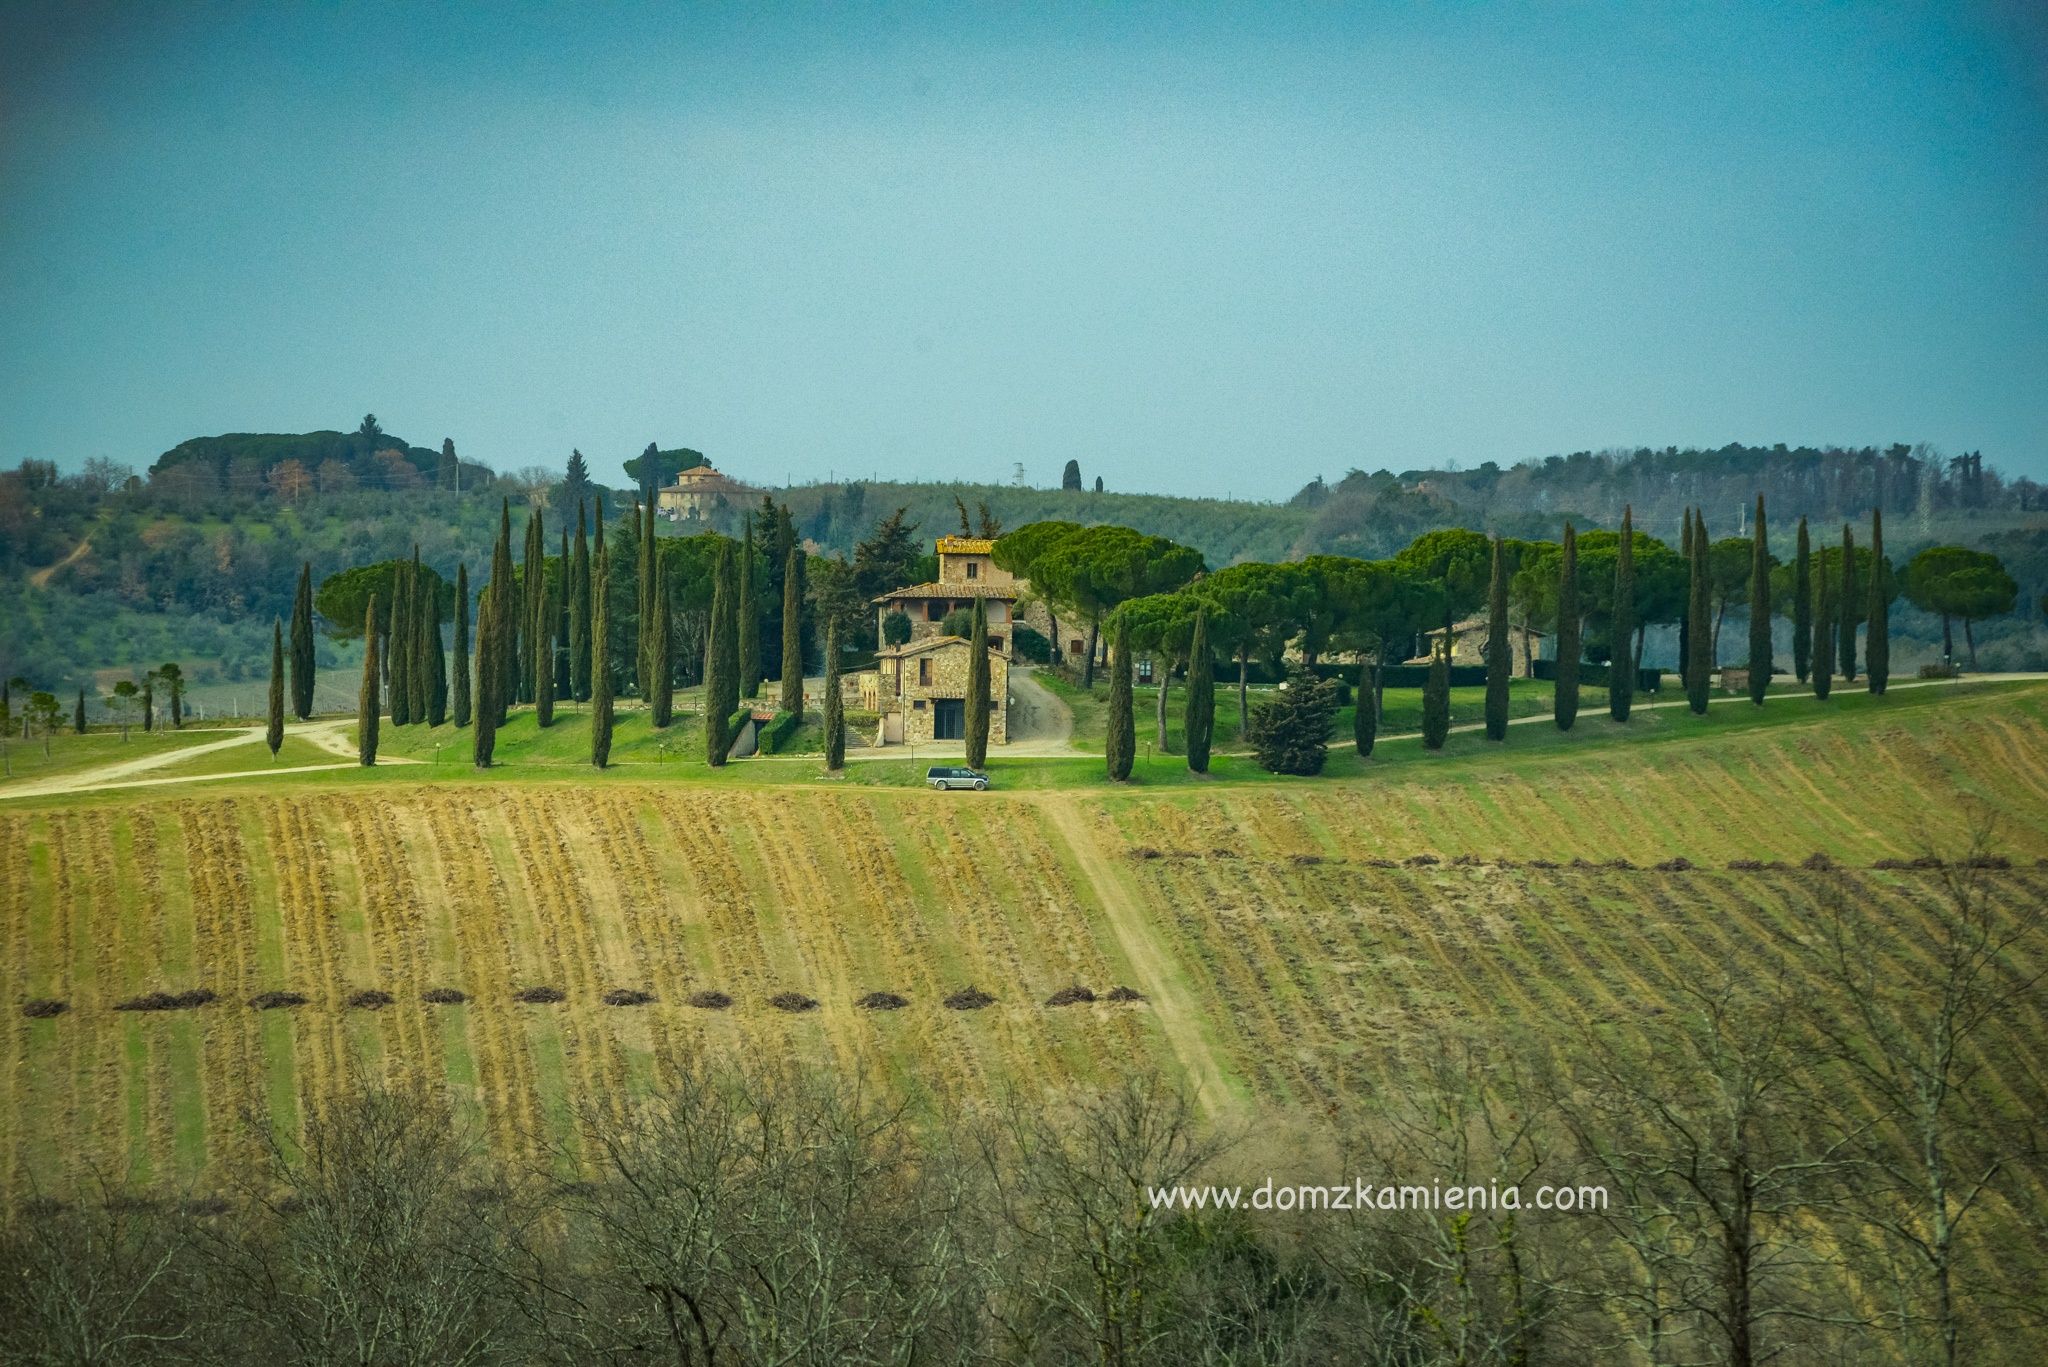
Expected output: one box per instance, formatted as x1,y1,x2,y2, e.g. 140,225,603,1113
2,2,2043,495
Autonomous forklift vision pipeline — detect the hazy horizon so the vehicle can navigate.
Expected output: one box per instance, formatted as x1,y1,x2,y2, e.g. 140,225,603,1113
4,4,2044,494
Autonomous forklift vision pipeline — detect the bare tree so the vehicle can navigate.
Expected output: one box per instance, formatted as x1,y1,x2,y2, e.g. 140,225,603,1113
1802,835,2048,1366
0,1172,193,1367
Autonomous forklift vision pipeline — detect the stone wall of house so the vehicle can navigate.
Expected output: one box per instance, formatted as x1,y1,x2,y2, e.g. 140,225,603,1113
890,643,1009,746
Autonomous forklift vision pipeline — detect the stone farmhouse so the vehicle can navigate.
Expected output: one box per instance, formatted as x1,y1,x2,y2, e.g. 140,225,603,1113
655,460,751,521
1403,614,1548,677
859,536,1019,747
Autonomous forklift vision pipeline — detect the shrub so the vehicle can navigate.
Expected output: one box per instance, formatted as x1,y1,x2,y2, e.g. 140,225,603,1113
1244,668,1338,775
1011,622,1052,663
941,606,975,638
758,710,801,754
882,610,913,646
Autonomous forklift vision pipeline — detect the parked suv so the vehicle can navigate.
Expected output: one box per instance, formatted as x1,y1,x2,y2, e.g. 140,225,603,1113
926,766,990,791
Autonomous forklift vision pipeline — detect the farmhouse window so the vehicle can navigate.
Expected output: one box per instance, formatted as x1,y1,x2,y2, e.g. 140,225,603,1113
1137,659,1154,683
919,658,931,686
927,601,944,621
966,562,978,579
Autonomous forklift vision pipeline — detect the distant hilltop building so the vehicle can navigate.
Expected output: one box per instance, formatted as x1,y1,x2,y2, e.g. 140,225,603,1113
655,459,750,520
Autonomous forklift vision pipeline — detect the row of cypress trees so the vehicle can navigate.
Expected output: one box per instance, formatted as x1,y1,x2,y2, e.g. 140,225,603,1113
347,495,830,772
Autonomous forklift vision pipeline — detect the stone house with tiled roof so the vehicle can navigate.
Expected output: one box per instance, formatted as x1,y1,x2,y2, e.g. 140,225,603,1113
861,635,1010,746
871,536,1025,658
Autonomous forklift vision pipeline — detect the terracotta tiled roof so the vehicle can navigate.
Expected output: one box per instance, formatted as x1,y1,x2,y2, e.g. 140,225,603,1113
873,581,1020,603
875,635,1010,659
936,536,996,554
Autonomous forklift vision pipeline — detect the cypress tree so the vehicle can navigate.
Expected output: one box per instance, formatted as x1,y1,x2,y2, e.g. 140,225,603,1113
571,502,592,702
427,609,447,727
358,596,380,765
493,500,516,726
1838,524,1858,682
534,569,555,729
75,687,86,734
1678,510,1694,694
1866,508,1889,695
823,619,845,772
591,541,614,767
389,556,413,726
452,564,472,728
1421,633,1450,749
267,619,285,757
1554,522,1581,731
1748,495,1771,706
521,514,545,705
1352,655,1374,759
593,499,610,699
635,499,654,698
1484,535,1509,741
1188,606,1216,771
966,597,990,768
556,530,572,699
1610,506,1636,722
142,674,154,734
650,554,673,728
1792,519,1812,683
780,544,804,715
739,516,762,699
1812,552,1833,701
410,548,432,724
291,561,315,719
1687,512,1712,714
706,542,736,767
1105,613,1134,781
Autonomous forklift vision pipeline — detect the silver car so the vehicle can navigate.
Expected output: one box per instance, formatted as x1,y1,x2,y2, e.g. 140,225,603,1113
927,765,990,791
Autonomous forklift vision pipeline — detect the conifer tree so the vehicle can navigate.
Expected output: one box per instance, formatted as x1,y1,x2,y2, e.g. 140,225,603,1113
452,564,472,728
291,561,315,719
823,620,845,772
556,530,572,700
739,516,762,699
1748,495,1771,705
780,544,804,715
593,499,610,699
1866,508,1889,695
410,548,432,724
533,568,555,729
650,555,673,728
520,514,544,705
1105,613,1134,781
571,502,592,702
1812,553,1833,701
142,673,154,734
267,619,285,757
161,662,183,729
1838,524,1858,682
389,556,413,726
427,609,447,727
74,687,86,734
1421,633,1450,749
1352,657,1375,759
706,542,737,767
1793,518,1812,683
591,542,614,767
1485,535,1510,740
1610,506,1636,722
635,499,655,697
1678,509,1694,694
966,597,990,768
492,500,516,726
1554,522,1580,732
1188,606,1216,771
358,596,380,765
1687,512,1712,714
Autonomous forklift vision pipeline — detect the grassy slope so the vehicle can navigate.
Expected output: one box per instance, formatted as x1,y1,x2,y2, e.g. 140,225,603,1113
2,682,2044,1196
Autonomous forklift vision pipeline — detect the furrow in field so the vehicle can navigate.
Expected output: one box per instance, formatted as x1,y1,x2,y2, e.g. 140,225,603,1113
0,815,29,1191
259,797,344,1133
420,792,548,1166
177,801,263,1180
655,792,776,1009
77,812,129,1182
337,796,443,1098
